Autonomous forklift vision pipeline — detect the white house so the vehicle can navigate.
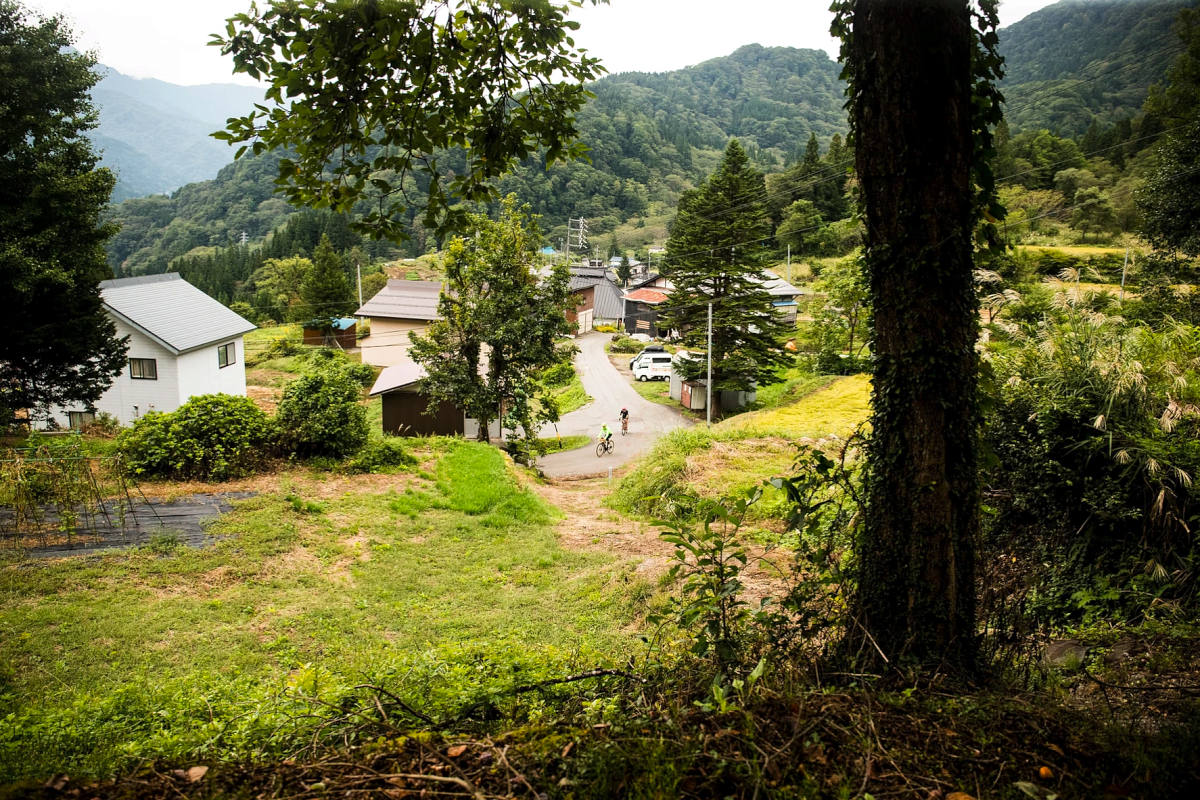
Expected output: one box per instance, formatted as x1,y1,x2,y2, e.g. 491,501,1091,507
48,273,256,428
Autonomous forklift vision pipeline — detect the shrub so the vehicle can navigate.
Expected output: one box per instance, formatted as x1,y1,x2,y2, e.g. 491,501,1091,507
82,411,121,437
117,395,275,480
276,360,370,459
343,437,416,473
301,348,376,386
540,360,575,388
608,335,642,354
594,324,617,333
981,313,1200,623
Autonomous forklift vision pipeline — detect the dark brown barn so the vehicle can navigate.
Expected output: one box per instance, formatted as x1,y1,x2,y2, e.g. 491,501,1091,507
369,362,464,436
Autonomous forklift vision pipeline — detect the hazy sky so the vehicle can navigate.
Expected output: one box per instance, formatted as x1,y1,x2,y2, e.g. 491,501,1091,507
25,0,1061,87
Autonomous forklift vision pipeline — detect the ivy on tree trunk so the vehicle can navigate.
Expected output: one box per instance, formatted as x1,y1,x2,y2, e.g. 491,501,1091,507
835,0,1003,670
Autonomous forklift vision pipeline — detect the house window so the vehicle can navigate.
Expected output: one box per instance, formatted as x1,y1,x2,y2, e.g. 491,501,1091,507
67,411,95,430
217,342,236,368
129,358,157,380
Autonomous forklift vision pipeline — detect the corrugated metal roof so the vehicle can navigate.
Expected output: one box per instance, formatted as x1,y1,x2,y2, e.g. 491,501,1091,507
369,361,428,395
593,281,625,319
757,274,802,297
355,279,444,321
99,273,255,354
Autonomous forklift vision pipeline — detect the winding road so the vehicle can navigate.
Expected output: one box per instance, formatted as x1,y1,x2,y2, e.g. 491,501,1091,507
538,333,691,478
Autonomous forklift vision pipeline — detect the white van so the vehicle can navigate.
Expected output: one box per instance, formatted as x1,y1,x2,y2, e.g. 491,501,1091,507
632,353,673,381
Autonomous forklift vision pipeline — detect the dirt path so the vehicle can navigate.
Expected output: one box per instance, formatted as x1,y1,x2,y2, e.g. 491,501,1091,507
531,475,673,580
529,473,789,603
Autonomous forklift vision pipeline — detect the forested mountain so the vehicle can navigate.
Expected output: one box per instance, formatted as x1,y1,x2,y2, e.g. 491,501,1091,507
999,0,1196,135
91,66,264,201
105,0,1193,276
107,44,848,275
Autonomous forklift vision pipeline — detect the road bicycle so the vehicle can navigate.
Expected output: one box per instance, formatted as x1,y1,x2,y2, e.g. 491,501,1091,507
620,416,629,436
596,436,614,457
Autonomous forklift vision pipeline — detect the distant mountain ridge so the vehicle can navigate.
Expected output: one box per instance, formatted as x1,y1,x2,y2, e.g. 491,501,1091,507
999,0,1197,135
90,66,264,201
104,0,1192,273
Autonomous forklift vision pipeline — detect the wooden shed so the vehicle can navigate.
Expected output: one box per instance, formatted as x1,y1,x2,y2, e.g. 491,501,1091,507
369,362,464,436
303,317,357,349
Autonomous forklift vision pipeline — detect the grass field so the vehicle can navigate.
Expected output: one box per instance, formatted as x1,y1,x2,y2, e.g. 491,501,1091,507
0,441,649,781
610,374,871,520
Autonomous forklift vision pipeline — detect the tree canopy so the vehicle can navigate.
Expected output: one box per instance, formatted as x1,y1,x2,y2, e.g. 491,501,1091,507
213,0,606,243
0,0,125,425
409,196,573,450
659,140,792,408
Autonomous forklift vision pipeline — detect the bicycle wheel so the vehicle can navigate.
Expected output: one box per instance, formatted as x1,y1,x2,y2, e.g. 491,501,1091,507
596,441,607,457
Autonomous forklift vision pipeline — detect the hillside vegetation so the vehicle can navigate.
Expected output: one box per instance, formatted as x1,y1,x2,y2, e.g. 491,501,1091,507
999,0,1194,135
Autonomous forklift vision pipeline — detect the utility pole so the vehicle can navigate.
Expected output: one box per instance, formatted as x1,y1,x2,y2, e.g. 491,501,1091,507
706,301,713,426
786,244,791,283
356,258,363,307
1119,246,1130,305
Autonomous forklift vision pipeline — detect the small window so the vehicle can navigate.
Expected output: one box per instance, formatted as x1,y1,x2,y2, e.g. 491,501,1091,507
129,358,157,380
67,411,95,430
217,342,236,368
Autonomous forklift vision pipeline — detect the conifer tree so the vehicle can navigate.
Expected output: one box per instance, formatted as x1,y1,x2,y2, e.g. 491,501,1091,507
659,140,792,412
0,1,125,425
300,234,355,322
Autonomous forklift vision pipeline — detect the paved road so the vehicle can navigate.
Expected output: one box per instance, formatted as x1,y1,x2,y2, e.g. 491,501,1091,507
538,333,690,478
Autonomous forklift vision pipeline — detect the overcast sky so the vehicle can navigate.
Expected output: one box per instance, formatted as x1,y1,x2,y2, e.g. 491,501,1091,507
25,0,1061,87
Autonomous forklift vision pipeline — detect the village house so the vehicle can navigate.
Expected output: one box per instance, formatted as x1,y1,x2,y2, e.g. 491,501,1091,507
622,286,670,338
355,279,444,367
48,273,256,428
566,264,625,333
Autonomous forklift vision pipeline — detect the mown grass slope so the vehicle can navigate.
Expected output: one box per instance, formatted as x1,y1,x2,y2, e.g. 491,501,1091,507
610,373,870,519
0,441,649,781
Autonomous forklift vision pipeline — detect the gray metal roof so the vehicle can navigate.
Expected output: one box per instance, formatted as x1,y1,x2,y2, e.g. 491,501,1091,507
355,279,444,321
99,273,255,354
369,361,428,395
567,265,626,319
756,274,803,297
593,280,625,319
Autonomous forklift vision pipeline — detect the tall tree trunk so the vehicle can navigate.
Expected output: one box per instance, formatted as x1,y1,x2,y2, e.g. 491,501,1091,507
849,0,979,669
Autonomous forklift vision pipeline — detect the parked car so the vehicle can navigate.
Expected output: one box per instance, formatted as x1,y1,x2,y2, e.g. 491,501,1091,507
632,353,673,381
629,344,666,370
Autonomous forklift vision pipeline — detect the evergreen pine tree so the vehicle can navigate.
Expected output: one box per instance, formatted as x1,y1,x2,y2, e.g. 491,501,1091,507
0,1,126,425
803,131,821,169
659,139,792,412
300,234,354,322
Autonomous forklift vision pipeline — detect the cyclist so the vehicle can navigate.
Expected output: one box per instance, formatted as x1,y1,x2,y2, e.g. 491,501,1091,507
619,407,629,434
599,423,613,446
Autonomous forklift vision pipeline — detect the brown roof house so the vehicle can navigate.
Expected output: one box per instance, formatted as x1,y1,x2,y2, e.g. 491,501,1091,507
355,280,444,367
369,361,500,440
623,287,670,338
